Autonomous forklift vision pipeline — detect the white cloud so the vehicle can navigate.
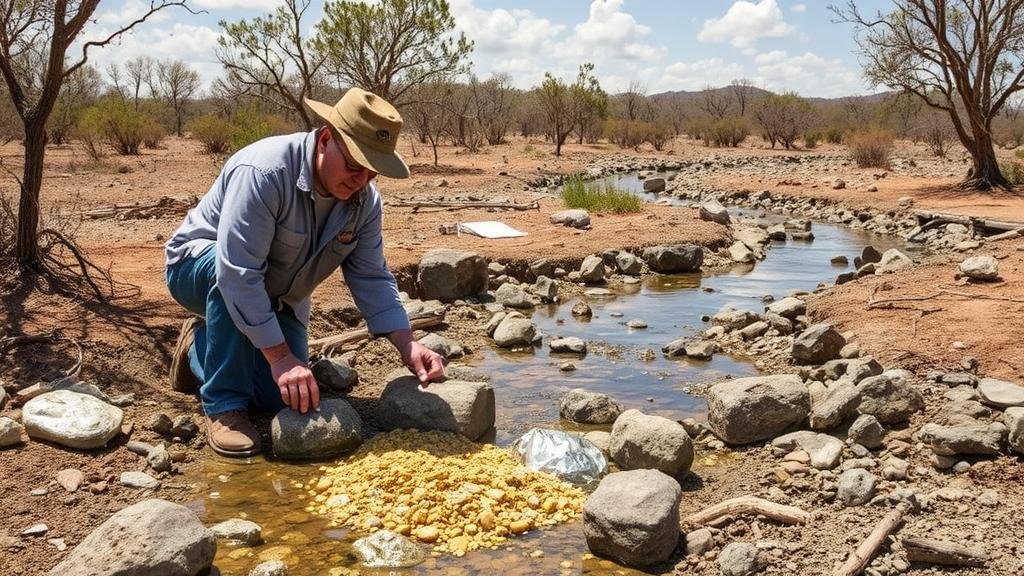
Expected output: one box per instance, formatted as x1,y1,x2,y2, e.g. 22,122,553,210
792,3,807,13
753,50,862,97
655,58,747,92
698,0,796,48
565,0,663,61
450,0,564,55
94,0,174,27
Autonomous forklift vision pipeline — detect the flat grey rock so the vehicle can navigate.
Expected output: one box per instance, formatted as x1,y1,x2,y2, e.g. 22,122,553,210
707,375,809,445
550,337,587,355
719,542,765,576
417,249,488,302
353,529,425,568
210,518,263,546
919,422,1006,456
311,357,358,393
771,431,844,469
120,471,160,490
23,390,123,449
838,468,876,506
791,323,846,364
560,389,620,424
271,398,363,459
47,499,215,576
977,378,1024,408
959,255,999,280
492,315,536,348
494,282,534,308
550,209,591,229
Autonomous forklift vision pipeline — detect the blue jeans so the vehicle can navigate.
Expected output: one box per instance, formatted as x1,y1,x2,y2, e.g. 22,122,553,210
166,245,307,416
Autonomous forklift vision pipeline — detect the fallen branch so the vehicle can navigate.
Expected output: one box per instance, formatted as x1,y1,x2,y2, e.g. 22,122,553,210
683,496,810,526
868,288,1024,309
309,309,447,355
81,196,195,220
912,211,1024,234
390,199,540,212
834,500,912,576
903,537,986,567
0,331,83,379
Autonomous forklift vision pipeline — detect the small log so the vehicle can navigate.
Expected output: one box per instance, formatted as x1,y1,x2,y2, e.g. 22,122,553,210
987,228,1022,242
913,211,1024,234
308,309,446,354
903,537,986,567
834,500,911,576
390,199,540,212
683,496,811,526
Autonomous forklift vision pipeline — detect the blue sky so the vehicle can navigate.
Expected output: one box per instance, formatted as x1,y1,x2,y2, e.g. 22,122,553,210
80,0,892,98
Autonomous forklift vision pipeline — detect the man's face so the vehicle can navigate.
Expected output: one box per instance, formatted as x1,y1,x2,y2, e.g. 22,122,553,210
315,130,376,200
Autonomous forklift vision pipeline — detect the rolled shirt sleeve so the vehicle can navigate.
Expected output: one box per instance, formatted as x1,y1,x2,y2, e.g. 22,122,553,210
215,166,287,350
341,187,412,336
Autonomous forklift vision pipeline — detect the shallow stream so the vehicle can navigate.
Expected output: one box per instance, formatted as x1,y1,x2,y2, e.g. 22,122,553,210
188,173,913,575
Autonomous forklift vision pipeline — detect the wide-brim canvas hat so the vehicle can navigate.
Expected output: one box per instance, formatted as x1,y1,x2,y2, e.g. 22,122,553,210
305,88,410,179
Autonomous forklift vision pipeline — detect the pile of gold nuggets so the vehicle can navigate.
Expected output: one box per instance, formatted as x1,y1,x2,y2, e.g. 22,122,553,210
305,429,587,556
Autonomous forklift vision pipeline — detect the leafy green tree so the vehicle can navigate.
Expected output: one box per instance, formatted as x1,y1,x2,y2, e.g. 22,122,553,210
573,63,607,144
538,63,604,156
314,0,472,106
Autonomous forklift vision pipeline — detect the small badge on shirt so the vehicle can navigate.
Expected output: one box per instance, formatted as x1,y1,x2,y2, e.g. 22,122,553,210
337,231,355,244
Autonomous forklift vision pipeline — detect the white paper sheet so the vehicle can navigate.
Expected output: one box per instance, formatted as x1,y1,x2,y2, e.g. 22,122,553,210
456,221,527,239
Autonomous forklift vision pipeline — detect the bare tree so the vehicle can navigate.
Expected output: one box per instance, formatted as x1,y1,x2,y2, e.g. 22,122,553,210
730,78,755,116
620,80,647,122
754,92,815,149
404,79,455,165
125,56,154,110
217,0,325,129
701,85,732,119
0,0,191,266
470,73,517,145
156,59,200,136
315,0,472,107
834,0,1024,189
105,62,128,101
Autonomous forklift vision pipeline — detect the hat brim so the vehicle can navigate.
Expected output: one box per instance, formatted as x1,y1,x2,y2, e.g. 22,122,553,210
306,97,410,179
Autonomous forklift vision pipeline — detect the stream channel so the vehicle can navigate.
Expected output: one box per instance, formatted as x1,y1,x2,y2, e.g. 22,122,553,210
187,173,914,576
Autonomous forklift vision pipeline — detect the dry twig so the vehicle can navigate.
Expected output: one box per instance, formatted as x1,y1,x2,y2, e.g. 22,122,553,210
683,496,811,526
834,500,912,576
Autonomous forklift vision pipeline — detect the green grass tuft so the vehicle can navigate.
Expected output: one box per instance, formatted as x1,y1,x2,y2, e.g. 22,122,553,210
561,176,643,214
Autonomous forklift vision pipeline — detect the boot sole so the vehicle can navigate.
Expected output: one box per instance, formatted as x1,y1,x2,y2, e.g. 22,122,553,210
207,437,261,458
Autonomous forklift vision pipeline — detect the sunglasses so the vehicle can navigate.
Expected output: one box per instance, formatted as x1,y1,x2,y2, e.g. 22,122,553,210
332,136,377,179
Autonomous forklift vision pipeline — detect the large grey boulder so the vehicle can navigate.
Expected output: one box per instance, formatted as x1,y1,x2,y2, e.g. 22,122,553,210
766,297,806,320
583,469,680,567
918,422,1006,456
642,245,703,273
615,252,643,275
494,283,534,308
712,308,760,331
707,375,809,445
698,200,731,225
353,529,425,568
271,398,363,459
311,357,358,393
534,275,558,302
492,314,537,348
1005,407,1024,454
417,249,488,302
550,336,587,354
857,370,924,424
23,390,123,449
771,431,844,469
376,375,495,441
977,378,1024,408
719,542,765,576
791,323,846,364
809,381,861,430
579,255,606,283
876,249,913,274
609,410,694,477
643,177,666,193
47,499,215,576
959,255,999,281
560,389,621,424
837,469,876,506
550,209,591,229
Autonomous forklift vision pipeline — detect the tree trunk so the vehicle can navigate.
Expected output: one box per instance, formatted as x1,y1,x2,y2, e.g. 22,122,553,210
963,135,1009,190
16,120,47,266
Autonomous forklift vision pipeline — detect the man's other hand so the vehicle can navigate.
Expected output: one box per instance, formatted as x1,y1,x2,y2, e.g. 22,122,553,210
269,353,320,413
401,341,445,386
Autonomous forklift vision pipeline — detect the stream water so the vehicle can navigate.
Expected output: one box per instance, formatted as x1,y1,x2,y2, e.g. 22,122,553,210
187,173,914,576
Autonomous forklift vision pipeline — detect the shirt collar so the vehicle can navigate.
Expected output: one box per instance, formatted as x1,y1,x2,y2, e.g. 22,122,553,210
296,128,318,195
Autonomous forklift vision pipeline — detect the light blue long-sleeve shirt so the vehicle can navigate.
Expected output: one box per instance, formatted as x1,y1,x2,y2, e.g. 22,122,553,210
165,129,411,349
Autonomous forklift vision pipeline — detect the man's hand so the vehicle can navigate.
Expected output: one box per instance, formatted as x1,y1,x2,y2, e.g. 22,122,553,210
265,346,320,414
388,329,445,385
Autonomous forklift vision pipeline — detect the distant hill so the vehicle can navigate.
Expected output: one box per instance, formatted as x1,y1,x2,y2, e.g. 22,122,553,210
647,86,895,106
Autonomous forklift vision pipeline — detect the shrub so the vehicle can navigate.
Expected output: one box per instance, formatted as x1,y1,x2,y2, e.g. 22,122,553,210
77,98,148,155
231,107,293,151
993,118,1024,149
848,129,895,168
825,127,845,144
188,115,232,154
1015,148,1024,159
140,121,166,149
681,116,713,146
561,176,642,214
803,132,821,149
603,118,648,149
710,116,748,147
1000,160,1024,185
73,114,105,160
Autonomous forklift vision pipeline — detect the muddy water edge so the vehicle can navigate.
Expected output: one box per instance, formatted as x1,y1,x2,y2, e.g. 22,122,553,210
186,173,917,576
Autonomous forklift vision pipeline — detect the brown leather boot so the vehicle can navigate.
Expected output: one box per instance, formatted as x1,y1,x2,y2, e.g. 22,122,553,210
169,317,202,393
205,410,261,457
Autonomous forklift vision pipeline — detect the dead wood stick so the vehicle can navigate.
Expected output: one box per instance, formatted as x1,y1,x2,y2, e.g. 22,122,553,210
390,199,539,212
987,228,1023,242
902,537,986,567
683,496,810,526
868,288,1024,308
913,211,1024,232
308,310,446,354
834,500,911,576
